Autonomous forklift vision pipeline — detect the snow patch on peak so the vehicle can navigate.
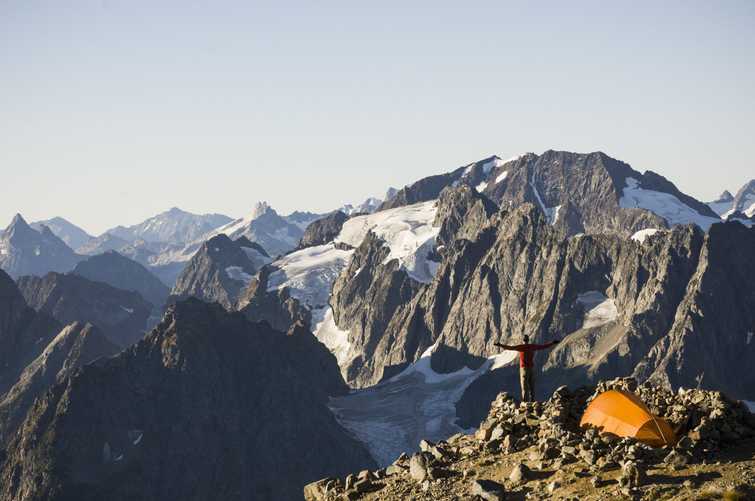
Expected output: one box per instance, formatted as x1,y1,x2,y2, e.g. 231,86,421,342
631,228,661,243
620,178,720,230
312,307,352,367
336,201,441,284
266,243,353,308
529,177,560,225
576,291,618,329
495,171,508,184
475,181,488,193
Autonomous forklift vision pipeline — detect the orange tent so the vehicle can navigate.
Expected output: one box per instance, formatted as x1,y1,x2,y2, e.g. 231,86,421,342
580,389,676,447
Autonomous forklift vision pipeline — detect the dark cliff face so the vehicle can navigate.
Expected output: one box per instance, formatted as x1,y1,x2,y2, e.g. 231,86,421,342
636,221,755,396
0,299,375,501
0,322,118,445
169,234,259,310
0,270,61,396
237,266,311,333
16,272,151,349
297,211,348,250
72,251,170,309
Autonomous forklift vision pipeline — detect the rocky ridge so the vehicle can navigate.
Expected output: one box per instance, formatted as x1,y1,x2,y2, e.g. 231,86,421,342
169,234,265,310
0,299,375,501
72,250,170,309
16,272,152,348
329,185,755,406
305,378,755,500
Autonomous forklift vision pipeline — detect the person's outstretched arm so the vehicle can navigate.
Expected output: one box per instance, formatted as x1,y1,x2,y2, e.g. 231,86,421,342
494,342,515,350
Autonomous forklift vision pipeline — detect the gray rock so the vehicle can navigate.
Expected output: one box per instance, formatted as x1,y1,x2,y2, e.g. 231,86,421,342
509,462,531,485
409,453,429,482
470,479,505,501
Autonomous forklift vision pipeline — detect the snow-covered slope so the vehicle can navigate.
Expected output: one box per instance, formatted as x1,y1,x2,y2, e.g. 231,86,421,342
620,178,720,230
266,243,353,309
329,342,518,466
631,228,662,243
576,291,619,329
335,200,441,284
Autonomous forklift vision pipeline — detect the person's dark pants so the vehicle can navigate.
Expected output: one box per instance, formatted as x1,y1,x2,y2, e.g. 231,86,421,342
519,366,534,402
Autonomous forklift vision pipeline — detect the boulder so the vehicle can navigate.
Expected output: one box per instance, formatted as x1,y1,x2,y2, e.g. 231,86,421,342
470,479,505,501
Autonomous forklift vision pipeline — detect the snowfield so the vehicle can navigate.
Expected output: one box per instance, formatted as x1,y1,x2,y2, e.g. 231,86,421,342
311,307,352,366
329,341,519,466
266,243,353,308
620,178,720,230
335,201,441,284
631,228,662,243
576,291,619,329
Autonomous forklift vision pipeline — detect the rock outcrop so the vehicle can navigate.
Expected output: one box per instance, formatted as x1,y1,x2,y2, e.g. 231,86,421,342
297,211,348,250
16,272,152,348
169,234,261,310
306,378,755,500
237,266,311,333
0,299,375,501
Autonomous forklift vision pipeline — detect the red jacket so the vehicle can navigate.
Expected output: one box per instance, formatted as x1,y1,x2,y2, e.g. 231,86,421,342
504,342,558,368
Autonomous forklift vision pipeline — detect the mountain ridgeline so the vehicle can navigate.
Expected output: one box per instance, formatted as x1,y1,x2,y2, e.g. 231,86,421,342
329,184,755,403
0,299,375,501
0,149,753,501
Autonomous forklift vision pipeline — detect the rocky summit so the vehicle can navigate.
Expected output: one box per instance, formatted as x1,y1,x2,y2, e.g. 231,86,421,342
305,378,755,501
0,299,375,501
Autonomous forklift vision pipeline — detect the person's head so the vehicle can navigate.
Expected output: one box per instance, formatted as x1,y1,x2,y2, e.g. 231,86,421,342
523,335,530,343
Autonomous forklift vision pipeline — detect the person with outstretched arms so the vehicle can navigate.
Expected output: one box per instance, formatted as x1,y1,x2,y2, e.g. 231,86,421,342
494,335,560,402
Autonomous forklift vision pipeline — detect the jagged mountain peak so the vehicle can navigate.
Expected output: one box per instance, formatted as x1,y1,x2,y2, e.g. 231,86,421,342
714,190,734,203
0,298,375,500
5,213,31,234
249,201,274,220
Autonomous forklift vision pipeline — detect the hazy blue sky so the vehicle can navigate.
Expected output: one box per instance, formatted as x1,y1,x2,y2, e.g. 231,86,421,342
2,1,753,234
